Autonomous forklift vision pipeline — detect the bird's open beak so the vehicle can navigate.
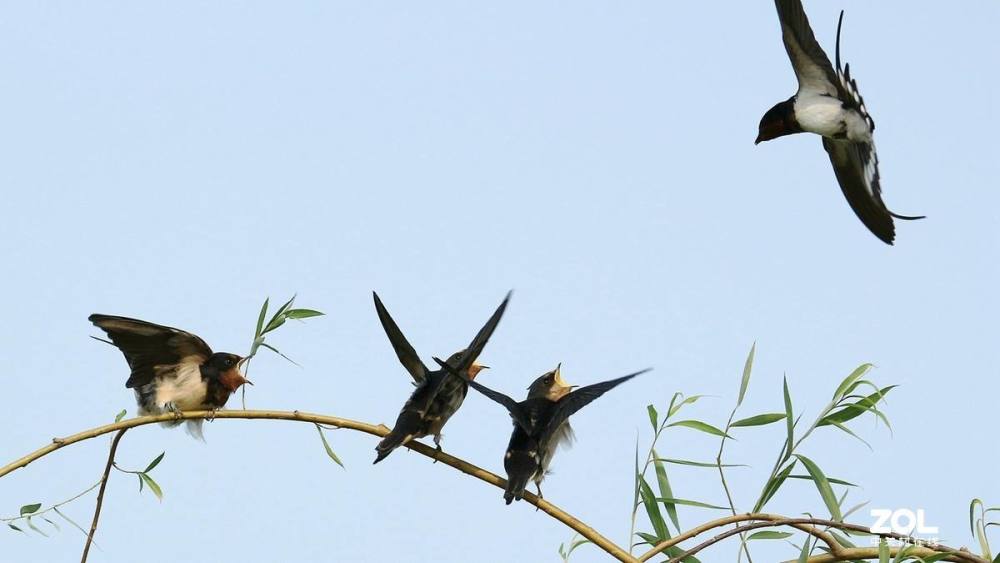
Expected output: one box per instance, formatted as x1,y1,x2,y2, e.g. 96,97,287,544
554,363,573,388
235,357,253,386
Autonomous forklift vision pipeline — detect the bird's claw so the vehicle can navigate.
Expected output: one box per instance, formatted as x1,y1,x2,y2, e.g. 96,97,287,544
206,408,219,422
164,402,183,420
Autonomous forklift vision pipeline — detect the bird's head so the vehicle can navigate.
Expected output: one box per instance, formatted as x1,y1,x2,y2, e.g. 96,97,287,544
445,350,489,380
206,352,250,393
527,363,576,401
755,97,801,144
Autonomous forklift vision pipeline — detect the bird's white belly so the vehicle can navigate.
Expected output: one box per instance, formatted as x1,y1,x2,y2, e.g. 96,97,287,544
153,362,208,411
794,95,871,143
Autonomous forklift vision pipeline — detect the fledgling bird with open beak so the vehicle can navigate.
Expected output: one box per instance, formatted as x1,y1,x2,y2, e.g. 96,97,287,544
756,0,923,244
89,314,249,440
470,365,649,504
372,291,511,464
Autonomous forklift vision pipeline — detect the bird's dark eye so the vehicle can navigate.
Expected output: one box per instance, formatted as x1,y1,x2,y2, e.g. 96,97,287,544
224,358,233,368
544,376,553,384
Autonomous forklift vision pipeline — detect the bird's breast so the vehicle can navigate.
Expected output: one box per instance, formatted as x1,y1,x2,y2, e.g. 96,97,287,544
153,360,208,410
793,95,870,143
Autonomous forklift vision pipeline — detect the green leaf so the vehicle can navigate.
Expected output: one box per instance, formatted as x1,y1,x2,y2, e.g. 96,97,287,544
19,503,41,516
819,386,897,428
667,420,732,439
144,452,165,473
53,507,90,541
635,532,660,547
638,475,668,541
652,449,679,531
255,297,269,338
668,395,706,418
654,497,728,510
114,409,127,423
263,295,296,334
731,413,786,427
647,405,658,431
140,473,163,501
787,474,857,487
737,342,756,406
747,531,793,541
137,474,144,492
972,498,986,536
832,363,873,401
782,376,794,462
755,460,796,511
655,458,747,469
825,420,873,449
42,516,60,532
260,342,301,366
314,424,345,468
878,538,890,563
26,516,48,537
797,536,812,562
8,523,23,533
794,454,842,521
284,308,324,319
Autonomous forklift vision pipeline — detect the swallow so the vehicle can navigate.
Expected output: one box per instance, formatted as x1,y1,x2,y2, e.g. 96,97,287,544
372,291,511,464
756,0,924,244
469,365,648,504
89,314,249,440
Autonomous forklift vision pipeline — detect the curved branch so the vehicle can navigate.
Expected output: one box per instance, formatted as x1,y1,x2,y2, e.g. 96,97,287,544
637,513,985,563
0,410,637,563
81,428,126,563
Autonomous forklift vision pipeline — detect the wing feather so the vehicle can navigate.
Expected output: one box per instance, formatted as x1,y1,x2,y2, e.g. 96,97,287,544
89,314,212,388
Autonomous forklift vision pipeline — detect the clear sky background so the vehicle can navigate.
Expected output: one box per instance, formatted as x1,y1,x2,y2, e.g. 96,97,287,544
1,2,997,562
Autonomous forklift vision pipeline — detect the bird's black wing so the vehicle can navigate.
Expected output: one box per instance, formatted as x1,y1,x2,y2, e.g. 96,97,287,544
373,292,428,384
774,0,845,99
468,380,533,433
538,369,649,447
89,314,213,389
451,291,511,375
822,138,896,244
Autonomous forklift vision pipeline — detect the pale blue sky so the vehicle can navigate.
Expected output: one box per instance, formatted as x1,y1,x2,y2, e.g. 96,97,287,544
1,2,997,562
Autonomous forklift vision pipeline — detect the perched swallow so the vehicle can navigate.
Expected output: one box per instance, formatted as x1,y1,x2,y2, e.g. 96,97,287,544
372,291,511,464
756,0,923,244
89,314,248,439
470,365,648,504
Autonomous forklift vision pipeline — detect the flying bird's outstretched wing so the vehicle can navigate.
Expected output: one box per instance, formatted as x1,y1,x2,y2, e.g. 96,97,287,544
468,380,534,433
451,291,511,375
373,292,429,384
538,369,649,447
89,314,213,389
774,0,843,98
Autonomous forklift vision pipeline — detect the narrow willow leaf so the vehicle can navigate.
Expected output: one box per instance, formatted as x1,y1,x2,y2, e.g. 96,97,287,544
977,519,992,560
635,532,660,547
737,342,756,406
647,405,658,431
782,376,794,462
255,297,269,338
53,507,89,541
260,342,301,366
263,295,296,334
144,452,165,473
8,523,23,533
795,455,841,521
655,498,728,510
819,386,897,428
114,409,127,423
747,531,793,540
566,538,590,557
140,473,163,501
26,516,47,537
756,460,796,511
797,536,812,562
656,458,747,469
826,420,873,450
664,545,702,563
667,395,706,418
43,516,60,531
137,474,143,492
829,530,856,548
19,503,41,516
639,476,668,541
651,451,679,532
972,499,986,535
314,424,345,468
731,413,786,427
832,363,873,401
284,309,324,319
786,474,858,487
893,544,917,563
878,538,889,563
667,420,732,439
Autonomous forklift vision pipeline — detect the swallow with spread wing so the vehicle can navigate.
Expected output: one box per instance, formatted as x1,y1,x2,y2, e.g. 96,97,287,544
89,314,249,440
470,365,648,504
756,0,923,244
372,291,511,464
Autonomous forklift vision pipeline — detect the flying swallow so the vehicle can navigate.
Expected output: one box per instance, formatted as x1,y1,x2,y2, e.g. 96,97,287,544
469,365,648,504
89,314,248,439
756,0,923,244
372,291,511,464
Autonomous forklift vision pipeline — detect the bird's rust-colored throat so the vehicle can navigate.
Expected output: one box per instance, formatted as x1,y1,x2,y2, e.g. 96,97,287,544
220,366,250,393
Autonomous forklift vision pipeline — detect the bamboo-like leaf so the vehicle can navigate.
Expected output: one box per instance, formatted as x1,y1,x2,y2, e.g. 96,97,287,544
747,531,793,541
137,474,143,492
255,298,269,338
263,295,296,334
53,507,90,541
260,342,301,367
114,409,127,423
652,449,679,531
144,452,165,473
42,516,60,532
794,455,842,521
972,499,987,536
829,530,856,548
977,518,993,560
639,475,668,541
819,386,897,428
755,460,796,511
140,473,163,501
878,538,889,563
786,474,858,487
26,516,48,537
797,536,812,562
635,532,660,547
668,395,706,418
782,376,794,462
8,523,23,533
19,503,41,516
832,363,873,401
731,413,786,427
667,420,732,439
314,424,345,468
655,458,747,469
647,405,658,431
825,420,873,450
737,342,756,406
284,309,324,319
655,498,728,510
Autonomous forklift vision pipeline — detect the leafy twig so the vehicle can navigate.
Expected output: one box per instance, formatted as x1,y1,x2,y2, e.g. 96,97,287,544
81,429,127,563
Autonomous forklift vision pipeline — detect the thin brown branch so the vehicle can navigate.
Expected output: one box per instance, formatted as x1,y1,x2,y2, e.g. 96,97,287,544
81,428,127,563
0,410,637,563
636,513,985,563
